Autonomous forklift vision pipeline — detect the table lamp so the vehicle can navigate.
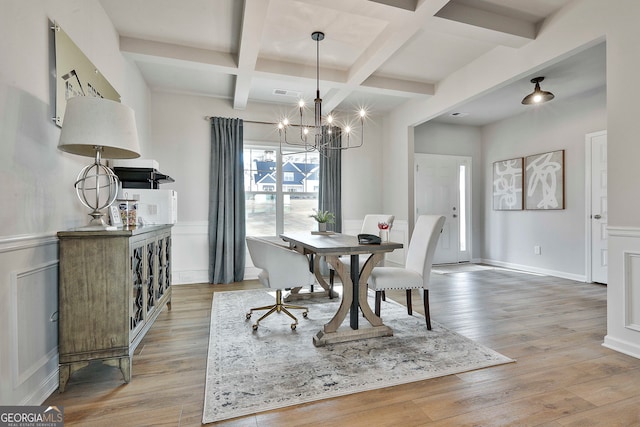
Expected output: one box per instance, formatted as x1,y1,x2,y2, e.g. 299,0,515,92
58,96,141,229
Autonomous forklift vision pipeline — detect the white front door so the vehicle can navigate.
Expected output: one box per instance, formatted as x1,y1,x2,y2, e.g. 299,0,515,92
588,131,608,284
414,154,471,264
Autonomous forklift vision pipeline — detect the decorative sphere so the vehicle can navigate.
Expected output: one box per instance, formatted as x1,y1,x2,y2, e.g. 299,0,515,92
74,163,119,212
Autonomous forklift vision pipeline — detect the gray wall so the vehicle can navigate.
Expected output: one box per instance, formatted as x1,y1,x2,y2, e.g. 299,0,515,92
482,85,606,279
413,85,606,279
149,92,387,283
0,0,151,405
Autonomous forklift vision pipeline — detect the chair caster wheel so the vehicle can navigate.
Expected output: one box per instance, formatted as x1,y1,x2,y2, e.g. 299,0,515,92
252,324,258,330
291,324,297,330
246,313,251,319
302,312,308,318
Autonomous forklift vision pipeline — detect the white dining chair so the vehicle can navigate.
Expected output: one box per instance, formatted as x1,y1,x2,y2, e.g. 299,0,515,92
368,214,445,330
245,237,316,330
328,214,395,289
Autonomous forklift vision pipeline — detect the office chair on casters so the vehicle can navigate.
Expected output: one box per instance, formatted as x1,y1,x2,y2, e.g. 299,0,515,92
245,237,315,330
368,215,445,330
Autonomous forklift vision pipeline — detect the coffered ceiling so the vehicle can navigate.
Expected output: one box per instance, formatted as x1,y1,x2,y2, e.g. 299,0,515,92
98,0,605,126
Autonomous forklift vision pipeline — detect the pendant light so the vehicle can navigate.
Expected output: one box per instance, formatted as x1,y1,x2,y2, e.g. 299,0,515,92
521,76,555,105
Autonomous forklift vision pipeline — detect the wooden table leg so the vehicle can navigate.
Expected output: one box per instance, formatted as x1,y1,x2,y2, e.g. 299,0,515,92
313,254,392,346
358,252,384,327
319,255,352,333
286,247,339,300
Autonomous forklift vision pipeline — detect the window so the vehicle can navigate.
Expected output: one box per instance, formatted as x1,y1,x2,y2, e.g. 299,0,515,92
459,164,467,252
244,146,319,236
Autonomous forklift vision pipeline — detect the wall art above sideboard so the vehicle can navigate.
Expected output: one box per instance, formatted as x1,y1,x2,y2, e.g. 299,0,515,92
52,21,120,127
492,149,565,211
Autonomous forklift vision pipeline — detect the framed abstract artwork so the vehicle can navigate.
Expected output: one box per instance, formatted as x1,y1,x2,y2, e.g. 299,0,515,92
492,157,523,210
524,149,565,210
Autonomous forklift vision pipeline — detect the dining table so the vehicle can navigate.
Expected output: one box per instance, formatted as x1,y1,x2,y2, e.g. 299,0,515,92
280,232,403,346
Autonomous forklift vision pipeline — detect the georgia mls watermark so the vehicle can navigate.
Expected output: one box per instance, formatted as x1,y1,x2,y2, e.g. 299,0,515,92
0,406,64,427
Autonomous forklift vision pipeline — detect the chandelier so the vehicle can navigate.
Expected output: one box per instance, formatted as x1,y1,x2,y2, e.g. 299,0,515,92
277,31,367,154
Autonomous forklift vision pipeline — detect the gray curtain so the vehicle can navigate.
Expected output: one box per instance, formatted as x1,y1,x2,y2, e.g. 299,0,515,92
318,126,342,232
208,117,245,284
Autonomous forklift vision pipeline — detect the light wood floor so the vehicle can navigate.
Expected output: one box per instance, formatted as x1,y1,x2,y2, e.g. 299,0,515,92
45,268,640,426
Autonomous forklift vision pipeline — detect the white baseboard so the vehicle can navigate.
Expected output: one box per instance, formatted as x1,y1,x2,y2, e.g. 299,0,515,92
172,270,209,285
480,258,587,282
25,369,59,405
603,335,640,359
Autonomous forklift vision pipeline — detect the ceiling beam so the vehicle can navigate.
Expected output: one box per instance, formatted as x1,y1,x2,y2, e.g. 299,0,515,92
234,0,270,110
323,0,449,112
361,75,434,96
434,1,536,45
120,37,237,73
367,0,418,11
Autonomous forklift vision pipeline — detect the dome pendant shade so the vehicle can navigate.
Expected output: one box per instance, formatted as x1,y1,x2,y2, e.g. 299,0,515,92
521,76,555,105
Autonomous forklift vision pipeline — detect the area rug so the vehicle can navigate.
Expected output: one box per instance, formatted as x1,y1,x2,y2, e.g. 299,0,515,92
202,289,514,424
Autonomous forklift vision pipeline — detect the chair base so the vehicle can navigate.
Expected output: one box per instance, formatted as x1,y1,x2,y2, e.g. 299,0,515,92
246,289,309,330
374,289,431,330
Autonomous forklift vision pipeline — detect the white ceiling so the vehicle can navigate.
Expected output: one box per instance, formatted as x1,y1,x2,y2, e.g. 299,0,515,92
98,0,606,126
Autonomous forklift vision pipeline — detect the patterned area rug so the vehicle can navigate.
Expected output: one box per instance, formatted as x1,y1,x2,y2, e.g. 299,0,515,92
202,289,514,424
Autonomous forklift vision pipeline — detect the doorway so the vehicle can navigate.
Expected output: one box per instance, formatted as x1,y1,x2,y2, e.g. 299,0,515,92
585,130,608,284
414,154,471,264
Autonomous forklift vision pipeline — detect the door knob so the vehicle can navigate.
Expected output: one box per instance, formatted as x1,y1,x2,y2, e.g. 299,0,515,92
593,214,602,219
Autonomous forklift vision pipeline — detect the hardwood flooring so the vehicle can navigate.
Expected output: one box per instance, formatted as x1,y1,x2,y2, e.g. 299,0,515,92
44,268,640,426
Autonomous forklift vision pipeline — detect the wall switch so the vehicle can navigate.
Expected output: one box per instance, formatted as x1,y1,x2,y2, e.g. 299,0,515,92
534,245,541,255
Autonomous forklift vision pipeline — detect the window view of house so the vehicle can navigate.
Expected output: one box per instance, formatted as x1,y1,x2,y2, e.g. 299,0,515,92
244,146,319,236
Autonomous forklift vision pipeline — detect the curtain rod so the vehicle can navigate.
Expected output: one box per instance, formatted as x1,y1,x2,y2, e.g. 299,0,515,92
204,116,309,128
203,116,274,126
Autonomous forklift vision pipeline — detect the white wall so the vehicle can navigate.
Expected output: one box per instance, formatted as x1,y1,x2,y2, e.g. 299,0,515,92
149,92,385,283
483,85,606,279
0,0,151,405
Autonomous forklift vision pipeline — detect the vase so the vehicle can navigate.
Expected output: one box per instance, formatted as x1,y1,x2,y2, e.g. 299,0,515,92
317,222,327,232
379,229,389,242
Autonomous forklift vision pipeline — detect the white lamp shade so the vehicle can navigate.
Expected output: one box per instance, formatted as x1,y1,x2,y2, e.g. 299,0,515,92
58,96,141,159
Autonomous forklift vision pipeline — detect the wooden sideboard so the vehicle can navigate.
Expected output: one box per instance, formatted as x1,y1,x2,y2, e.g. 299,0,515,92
57,225,172,392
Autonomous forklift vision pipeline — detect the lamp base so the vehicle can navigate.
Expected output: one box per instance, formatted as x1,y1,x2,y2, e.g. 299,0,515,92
73,211,118,231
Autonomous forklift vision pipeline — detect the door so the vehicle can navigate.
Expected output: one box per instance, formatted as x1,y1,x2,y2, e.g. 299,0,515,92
414,154,471,264
587,131,607,284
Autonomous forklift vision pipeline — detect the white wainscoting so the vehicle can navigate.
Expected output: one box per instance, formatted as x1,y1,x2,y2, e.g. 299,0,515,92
171,221,210,285
0,233,60,405
605,227,640,359
623,251,640,332
176,220,410,284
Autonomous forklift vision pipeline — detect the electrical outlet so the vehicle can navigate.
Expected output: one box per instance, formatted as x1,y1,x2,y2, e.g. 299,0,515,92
534,245,541,255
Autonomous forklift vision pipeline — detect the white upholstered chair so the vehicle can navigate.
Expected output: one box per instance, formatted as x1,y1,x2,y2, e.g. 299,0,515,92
368,214,445,330
246,237,316,330
328,214,395,288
